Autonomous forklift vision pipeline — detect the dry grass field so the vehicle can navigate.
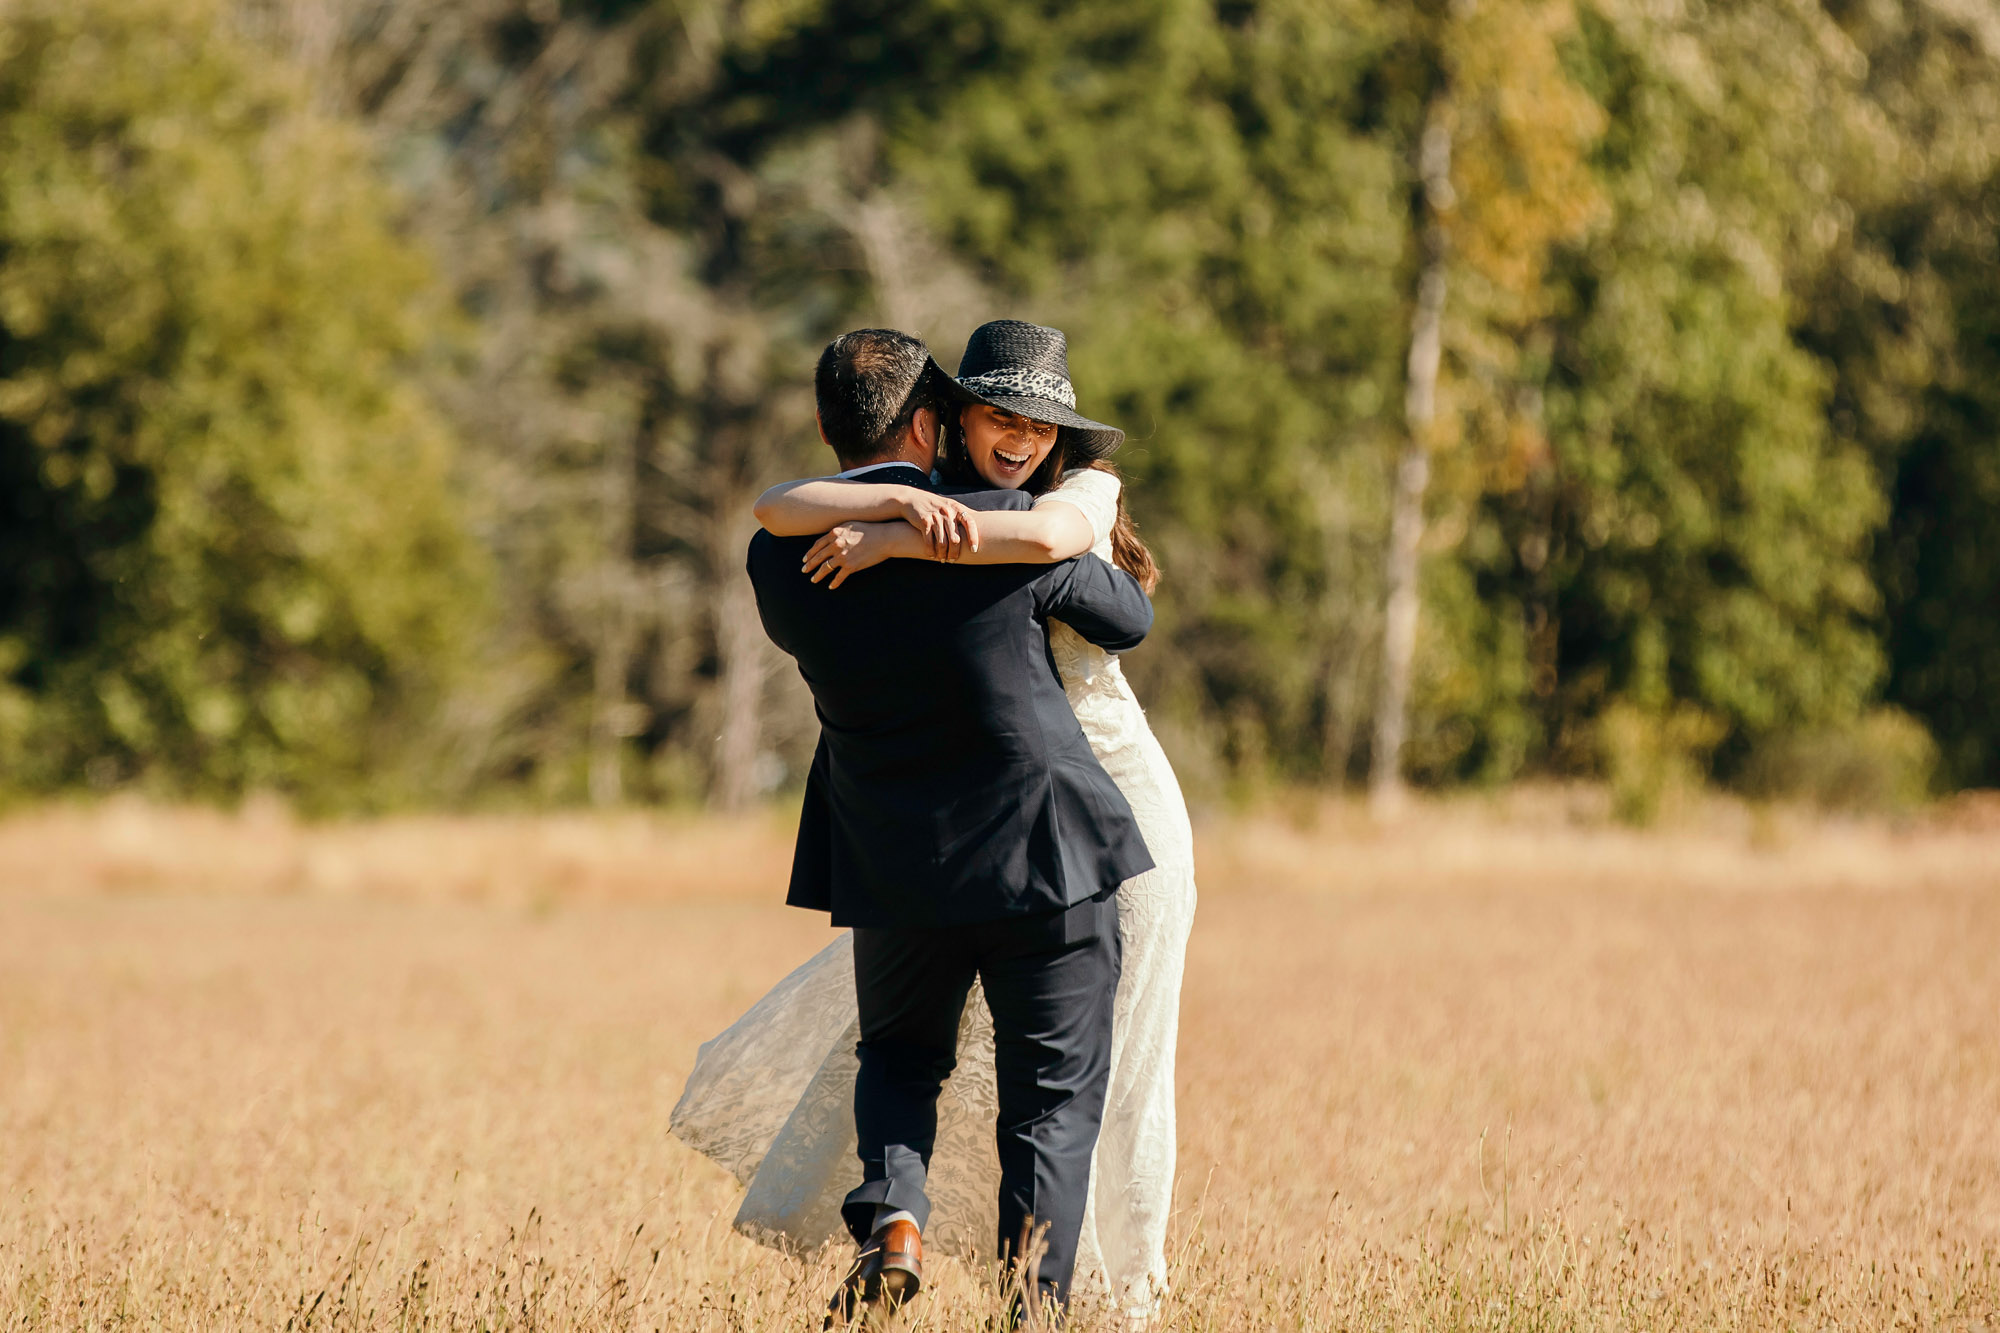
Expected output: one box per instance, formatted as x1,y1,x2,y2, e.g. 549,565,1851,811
3,792,1999,1330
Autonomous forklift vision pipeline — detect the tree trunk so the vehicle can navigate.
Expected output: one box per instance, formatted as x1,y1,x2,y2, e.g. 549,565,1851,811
1370,107,1454,817
710,515,767,812
1322,625,1365,785
588,421,641,808
587,598,637,807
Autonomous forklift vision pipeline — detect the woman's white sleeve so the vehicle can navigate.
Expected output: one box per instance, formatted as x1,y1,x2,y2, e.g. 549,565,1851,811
1035,468,1120,549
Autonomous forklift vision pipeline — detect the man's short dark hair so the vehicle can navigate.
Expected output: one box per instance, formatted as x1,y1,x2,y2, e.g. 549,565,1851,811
814,329,946,467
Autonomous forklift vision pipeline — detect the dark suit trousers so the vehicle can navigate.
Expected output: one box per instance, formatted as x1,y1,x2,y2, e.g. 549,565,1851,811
843,895,1120,1304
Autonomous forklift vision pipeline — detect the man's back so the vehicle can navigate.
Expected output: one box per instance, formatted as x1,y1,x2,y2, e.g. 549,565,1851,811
748,490,1155,927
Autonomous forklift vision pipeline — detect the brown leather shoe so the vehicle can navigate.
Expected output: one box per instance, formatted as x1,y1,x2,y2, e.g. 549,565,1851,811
824,1218,923,1328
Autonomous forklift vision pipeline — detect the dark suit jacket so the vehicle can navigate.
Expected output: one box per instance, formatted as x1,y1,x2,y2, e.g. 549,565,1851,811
747,463,1157,928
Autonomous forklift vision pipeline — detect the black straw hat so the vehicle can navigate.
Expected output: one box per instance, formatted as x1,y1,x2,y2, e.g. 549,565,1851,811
953,320,1125,458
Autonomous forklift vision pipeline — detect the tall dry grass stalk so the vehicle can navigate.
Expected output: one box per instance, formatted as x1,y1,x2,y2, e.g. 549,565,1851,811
3,793,1997,1329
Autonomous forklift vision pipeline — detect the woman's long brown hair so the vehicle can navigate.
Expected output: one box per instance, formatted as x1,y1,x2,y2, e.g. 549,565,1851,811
938,410,1160,593
1073,459,1161,595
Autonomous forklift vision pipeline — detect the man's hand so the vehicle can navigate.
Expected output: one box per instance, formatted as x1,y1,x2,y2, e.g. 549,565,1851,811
803,522,905,589
894,491,980,562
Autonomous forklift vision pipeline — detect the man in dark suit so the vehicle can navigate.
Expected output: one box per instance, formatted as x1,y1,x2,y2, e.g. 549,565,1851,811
747,329,1155,1323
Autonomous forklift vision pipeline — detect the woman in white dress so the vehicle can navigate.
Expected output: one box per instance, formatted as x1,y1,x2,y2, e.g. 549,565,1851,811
671,321,1197,1325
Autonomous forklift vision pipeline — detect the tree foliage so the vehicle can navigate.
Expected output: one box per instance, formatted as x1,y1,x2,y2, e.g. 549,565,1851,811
4,0,1997,806
1442,0,1891,782
0,0,477,804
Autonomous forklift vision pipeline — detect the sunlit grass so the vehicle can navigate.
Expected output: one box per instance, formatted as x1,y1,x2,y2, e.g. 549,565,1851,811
2,793,1996,1329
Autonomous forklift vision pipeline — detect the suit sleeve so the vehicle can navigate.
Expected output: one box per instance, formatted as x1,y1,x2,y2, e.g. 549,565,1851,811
745,533,794,657
1035,555,1153,652
942,486,1036,512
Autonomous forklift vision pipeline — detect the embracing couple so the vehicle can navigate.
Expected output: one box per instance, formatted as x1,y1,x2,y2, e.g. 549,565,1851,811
671,321,1197,1329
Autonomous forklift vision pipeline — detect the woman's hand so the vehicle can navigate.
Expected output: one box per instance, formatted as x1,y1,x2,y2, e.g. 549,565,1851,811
803,522,909,589
895,490,980,561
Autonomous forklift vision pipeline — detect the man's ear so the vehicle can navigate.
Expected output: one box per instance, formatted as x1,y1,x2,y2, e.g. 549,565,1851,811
815,410,833,451
911,405,937,450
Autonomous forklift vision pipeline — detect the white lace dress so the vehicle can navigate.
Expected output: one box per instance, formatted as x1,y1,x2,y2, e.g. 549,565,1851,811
670,468,1197,1320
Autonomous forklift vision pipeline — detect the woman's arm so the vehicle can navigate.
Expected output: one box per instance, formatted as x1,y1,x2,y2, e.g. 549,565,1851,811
754,478,980,559
802,502,1096,589
942,504,1094,563
753,479,922,533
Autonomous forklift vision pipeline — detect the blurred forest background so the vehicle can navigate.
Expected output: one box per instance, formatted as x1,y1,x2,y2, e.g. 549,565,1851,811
2,0,1996,817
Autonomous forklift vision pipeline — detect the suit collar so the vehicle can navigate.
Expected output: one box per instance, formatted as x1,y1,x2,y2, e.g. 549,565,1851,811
838,460,932,487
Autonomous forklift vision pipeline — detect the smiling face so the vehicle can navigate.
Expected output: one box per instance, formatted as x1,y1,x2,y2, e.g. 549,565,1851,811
959,404,1060,488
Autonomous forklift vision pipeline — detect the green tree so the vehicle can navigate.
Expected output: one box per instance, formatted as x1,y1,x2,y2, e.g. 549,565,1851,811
0,0,479,805
1441,0,1890,791
1365,0,1605,806
222,0,2000,806
1797,0,2000,787
260,0,890,808
707,0,1411,788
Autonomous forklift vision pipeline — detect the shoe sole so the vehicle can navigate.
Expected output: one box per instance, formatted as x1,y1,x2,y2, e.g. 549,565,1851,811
826,1267,922,1330
876,1265,921,1304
